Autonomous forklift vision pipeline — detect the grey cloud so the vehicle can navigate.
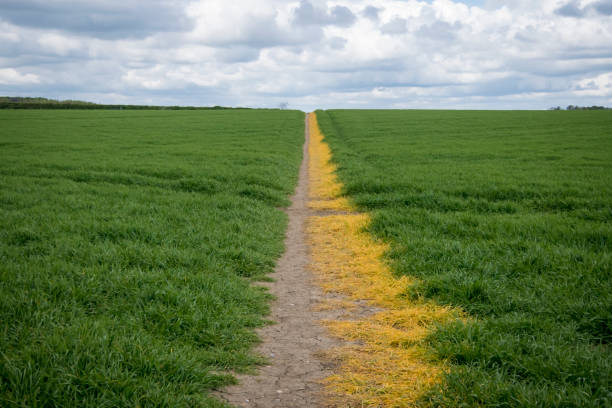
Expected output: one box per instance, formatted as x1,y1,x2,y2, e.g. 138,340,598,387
481,1,541,11
0,0,193,39
328,37,347,50
561,47,612,60
381,18,408,35
508,56,612,78
0,51,85,69
513,25,538,43
362,5,383,22
293,1,357,27
416,21,462,41
297,66,456,97
233,16,291,48
330,7,357,27
215,46,261,63
514,32,531,42
0,34,87,66
464,75,576,97
556,0,612,17
314,56,410,74
201,12,322,49
555,1,585,17
592,0,612,15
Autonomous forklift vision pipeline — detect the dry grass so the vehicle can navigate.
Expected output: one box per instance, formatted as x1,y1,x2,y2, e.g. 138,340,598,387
308,113,352,212
307,112,463,407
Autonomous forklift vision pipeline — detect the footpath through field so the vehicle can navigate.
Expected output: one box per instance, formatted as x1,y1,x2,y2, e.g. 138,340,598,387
219,112,457,407
216,114,342,407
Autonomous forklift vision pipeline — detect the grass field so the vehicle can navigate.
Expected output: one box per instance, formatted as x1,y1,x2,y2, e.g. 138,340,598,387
316,109,612,407
0,109,304,407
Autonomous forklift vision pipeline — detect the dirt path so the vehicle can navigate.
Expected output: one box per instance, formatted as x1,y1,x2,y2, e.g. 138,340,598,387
215,114,341,407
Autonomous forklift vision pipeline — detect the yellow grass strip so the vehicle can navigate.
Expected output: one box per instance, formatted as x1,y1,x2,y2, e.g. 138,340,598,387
308,112,352,212
307,112,463,407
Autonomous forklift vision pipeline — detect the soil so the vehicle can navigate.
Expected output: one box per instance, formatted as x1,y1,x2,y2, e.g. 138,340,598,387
214,114,344,407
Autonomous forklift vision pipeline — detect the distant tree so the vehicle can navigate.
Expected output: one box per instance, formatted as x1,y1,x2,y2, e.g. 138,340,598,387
564,105,609,111
278,102,289,110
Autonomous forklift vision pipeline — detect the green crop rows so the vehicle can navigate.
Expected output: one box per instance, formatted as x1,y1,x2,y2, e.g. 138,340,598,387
0,110,304,407
316,109,611,407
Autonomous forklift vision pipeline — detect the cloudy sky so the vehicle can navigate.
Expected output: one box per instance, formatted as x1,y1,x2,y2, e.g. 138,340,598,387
1,0,611,110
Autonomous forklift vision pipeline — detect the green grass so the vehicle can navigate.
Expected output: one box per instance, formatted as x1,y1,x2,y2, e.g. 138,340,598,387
0,109,304,407
316,109,612,407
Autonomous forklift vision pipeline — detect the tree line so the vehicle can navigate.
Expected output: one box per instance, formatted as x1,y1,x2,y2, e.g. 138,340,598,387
0,96,239,110
549,105,610,110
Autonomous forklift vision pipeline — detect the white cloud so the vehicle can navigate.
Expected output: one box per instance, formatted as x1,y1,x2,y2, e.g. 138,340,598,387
575,72,612,96
38,33,83,56
0,68,40,85
381,17,408,35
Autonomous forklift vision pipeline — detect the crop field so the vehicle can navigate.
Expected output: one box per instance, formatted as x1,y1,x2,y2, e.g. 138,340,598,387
315,110,611,407
2,107,610,407
0,110,304,407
